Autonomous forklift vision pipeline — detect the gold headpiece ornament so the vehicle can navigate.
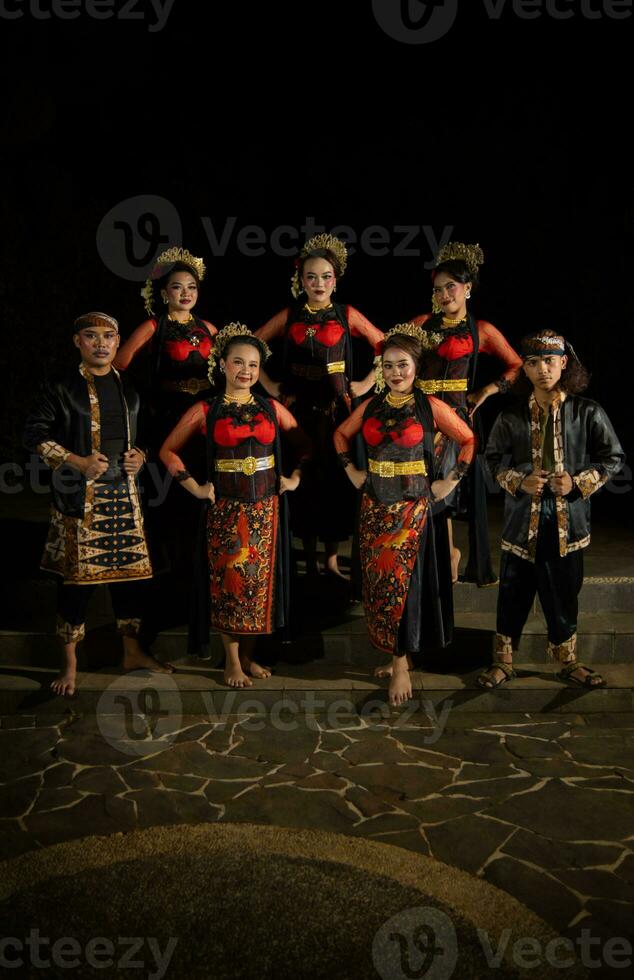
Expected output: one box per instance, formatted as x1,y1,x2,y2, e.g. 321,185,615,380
374,323,442,392
141,247,207,317
207,322,271,383
435,242,484,278
291,233,348,299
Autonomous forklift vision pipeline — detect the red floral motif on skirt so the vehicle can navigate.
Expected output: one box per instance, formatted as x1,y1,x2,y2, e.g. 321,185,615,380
207,495,278,634
359,494,427,654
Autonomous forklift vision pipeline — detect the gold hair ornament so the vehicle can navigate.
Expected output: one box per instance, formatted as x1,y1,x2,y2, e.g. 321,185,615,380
435,241,484,278
141,247,206,316
291,233,348,299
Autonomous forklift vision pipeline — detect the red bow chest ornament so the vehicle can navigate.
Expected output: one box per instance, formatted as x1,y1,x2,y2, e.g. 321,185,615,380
289,321,344,348
436,334,474,361
363,417,424,448
214,414,276,448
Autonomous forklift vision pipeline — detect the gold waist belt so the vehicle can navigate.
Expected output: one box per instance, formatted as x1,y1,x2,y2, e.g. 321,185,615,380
215,455,275,476
291,361,345,380
162,378,211,395
416,378,468,393
368,458,427,478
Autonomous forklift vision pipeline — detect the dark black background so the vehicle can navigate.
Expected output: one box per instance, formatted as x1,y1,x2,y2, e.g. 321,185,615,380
1,0,632,522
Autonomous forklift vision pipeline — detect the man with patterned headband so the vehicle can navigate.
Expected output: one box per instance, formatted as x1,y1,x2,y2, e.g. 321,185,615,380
480,330,624,689
23,313,173,697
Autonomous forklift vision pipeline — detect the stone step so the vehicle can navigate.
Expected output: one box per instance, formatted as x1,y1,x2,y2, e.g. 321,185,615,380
2,574,633,635
0,661,632,716
453,577,634,614
4,611,634,670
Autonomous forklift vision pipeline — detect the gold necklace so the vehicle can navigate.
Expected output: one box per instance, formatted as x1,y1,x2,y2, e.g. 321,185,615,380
168,313,194,325
304,302,332,315
223,392,254,405
386,391,414,408
442,315,466,326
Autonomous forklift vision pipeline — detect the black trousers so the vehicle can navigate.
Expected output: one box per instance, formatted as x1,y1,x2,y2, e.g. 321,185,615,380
56,579,149,642
496,496,584,649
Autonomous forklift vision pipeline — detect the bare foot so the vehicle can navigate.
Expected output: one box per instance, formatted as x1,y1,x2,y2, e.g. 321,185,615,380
121,646,174,674
51,668,77,697
389,662,413,707
451,547,461,584
325,557,349,580
374,654,414,679
240,656,272,679
223,664,253,688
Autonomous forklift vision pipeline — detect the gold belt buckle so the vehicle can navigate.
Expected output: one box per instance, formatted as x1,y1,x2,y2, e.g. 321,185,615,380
241,456,257,476
380,461,395,477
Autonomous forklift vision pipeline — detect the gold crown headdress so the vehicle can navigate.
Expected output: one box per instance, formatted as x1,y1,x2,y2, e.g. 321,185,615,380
374,323,442,392
207,322,271,382
141,247,206,316
435,242,484,278
291,233,348,299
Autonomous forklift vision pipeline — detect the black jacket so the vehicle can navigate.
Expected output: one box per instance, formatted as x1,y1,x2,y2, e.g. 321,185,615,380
23,365,143,519
485,395,624,558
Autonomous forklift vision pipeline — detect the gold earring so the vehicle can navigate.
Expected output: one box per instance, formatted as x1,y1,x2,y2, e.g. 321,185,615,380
431,294,443,314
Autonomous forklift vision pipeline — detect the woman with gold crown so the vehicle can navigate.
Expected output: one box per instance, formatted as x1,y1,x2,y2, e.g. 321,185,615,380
114,248,218,628
409,242,522,587
160,324,309,687
254,233,384,579
114,247,218,441
334,325,476,706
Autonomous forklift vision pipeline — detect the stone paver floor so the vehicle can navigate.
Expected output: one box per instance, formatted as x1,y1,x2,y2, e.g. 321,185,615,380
2,708,634,953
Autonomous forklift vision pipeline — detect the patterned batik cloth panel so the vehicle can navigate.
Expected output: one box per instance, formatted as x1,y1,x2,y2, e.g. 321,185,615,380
41,478,152,584
207,495,278,634
527,395,568,559
358,494,427,654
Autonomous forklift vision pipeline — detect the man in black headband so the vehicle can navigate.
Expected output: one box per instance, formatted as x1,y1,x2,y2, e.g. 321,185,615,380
23,312,173,696
479,330,624,689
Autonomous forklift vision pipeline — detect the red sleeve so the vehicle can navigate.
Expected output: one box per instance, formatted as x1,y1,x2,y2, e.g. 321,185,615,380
201,320,218,337
333,398,372,455
255,309,289,344
429,397,476,466
347,306,384,355
477,320,522,381
409,313,433,327
271,399,312,465
159,402,209,477
113,319,157,371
